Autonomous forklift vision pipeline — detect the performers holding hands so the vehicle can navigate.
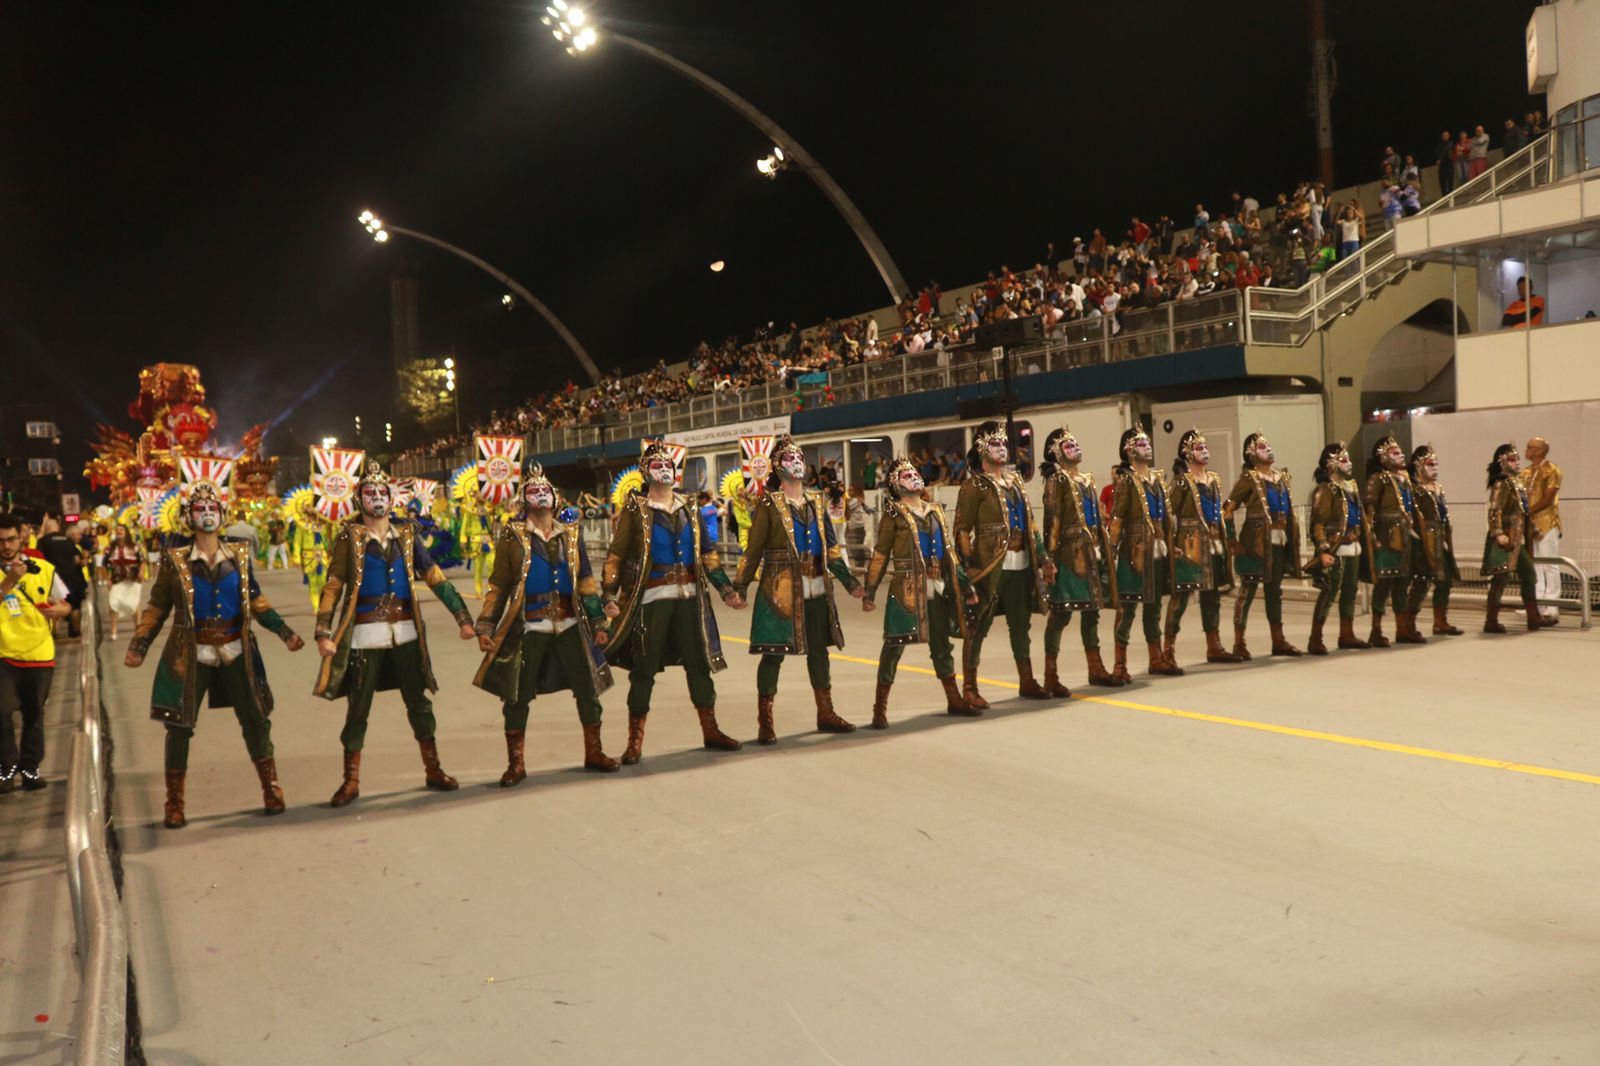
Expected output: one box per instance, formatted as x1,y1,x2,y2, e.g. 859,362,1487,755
1305,442,1369,656
1224,432,1302,659
1107,427,1181,679
1040,428,1122,687
1164,430,1238,669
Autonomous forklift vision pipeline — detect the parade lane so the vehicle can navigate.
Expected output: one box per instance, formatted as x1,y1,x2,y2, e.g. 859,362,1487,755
108,568,1600,1065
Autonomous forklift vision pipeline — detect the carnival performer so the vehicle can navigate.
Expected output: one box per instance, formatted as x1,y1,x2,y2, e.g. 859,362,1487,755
732,435,864,743
863,457,975,726
1362,434,1422,645
1108,427,1182,678
125,484,305,828
104,523,146,642
1223,432,1302,658
600,439,746,763
954,421,1053,709
1481,443,1545,634
1164,429,1239,668
473,461,616,784
1039,428,1121,689
460,497,498,600
313,462,477,807
1406,444,1464,637
265,514,290,569
1305,442,1369,655
290,493,330,613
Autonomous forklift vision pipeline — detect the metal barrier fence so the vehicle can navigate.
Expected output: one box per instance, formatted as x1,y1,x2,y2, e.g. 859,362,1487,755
65,594,132,1065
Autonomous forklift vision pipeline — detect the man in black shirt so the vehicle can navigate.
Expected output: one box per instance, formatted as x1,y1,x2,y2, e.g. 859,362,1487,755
35,515,89,638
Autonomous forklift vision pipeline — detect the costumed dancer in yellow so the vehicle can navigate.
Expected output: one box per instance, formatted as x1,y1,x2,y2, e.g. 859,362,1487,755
286,486,329,612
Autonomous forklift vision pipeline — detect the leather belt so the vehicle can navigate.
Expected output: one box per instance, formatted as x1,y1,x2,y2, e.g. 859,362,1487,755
978,522,1007,535
356,595,414,623
525,599,575,621
1006,531,1025,551
799,557,822,578
194,621,241,646
647,564,696,588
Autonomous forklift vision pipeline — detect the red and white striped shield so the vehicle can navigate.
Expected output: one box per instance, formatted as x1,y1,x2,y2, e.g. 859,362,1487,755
391,478,416,510
475,435,525,504
136,486,162,530
410,478,440,510
178,454,236,503
740,435,774,496
311,447,366,521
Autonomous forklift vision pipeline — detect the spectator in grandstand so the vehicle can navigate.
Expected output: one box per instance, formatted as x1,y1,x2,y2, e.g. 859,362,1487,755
1503,117,1528,155
1436,130,1456,195
1401,154,1420,185
1336,203,1365,260
1501,277,1544,329
1469,124,1491,179
1453,130,1472,188
1381,146,1402,177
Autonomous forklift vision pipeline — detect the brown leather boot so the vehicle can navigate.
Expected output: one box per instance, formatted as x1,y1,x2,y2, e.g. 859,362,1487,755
1522,594,1546,631
329,750,361,808
1483,589,1506,633
696,705,743,751
756,694,777,745
163,769,187,829
499,730,527,788
1232,625,1252,661
1432,606,1463,635
1368,614,1391,647
961,667,989,711
1270,622,1302,656
621,714,647,764
871,682,891,729
1161,633,1182,671
1111,643,1132,684
1306,618,1328,656
253,756,285,814
419,738,459,791
941,675,980,716
582,723,619,772
1016,659,1049,699
1395,611,1428,644
1337,617,1370,649
1148,641,1184,676
1085,648,1122,686
1204,630,1241,663
1042,657,1071,697
815,688,856,733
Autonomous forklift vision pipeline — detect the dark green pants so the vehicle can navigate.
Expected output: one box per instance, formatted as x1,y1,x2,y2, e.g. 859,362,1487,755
879,594,956,683
1371,575,1408,616
339,640,436,753
966,569,1033,673
1115,601,1162,644
758,597,833,695
627,596,716,717
1488,548,1537,605
503,626,603,730
1166,589,1221,637
164,656,273,771
1044,608,1100,654
1235,545,1291,628
1406,575,1451,614
1312,555,1362,625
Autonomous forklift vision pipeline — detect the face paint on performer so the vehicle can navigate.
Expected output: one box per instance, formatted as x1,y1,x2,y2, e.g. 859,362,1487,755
1252,436,1275,465
895,467,925,496
984,438,1009,465
1335,448,1353,478
1128,432,1153,464
188,499,223,533
778,450,807,481
1421,455,1439,482
1501,448,1521,475
359,483,391,519
1381,441,1405,470
1059,435,1082,464
1188,438,1210,466
525,481,555,511
646,457,676,486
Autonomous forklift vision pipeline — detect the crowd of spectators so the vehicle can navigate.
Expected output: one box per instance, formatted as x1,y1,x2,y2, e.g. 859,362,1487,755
393,114,1543,466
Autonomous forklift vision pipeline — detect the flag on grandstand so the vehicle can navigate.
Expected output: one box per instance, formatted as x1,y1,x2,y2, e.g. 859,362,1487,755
475,435,525,504
311,446,366,521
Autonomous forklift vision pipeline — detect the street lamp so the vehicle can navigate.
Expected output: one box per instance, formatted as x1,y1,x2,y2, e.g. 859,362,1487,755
443,356,460,433
356,209,601,384
321,436,338,450
546,11,909,303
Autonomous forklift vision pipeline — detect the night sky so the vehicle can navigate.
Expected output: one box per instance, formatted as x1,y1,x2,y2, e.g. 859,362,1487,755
2,1,1533,497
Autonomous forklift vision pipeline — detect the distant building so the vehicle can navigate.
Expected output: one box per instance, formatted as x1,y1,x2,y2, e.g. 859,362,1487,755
0,404,64,515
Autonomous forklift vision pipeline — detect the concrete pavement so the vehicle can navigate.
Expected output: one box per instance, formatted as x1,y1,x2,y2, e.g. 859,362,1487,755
105,568,1599,1065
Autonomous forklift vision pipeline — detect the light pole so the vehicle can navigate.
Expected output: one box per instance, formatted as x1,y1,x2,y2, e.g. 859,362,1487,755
444,356,460,434
358,210,602,384
544,6,910,303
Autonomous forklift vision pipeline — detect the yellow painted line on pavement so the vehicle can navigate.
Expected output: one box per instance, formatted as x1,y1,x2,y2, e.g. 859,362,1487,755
722,636,1600,787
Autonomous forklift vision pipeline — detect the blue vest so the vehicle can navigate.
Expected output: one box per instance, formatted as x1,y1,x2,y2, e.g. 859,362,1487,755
791,503,823,559
1436,494,1449,523
1345,490,1362,529
1081,490,1100,528
1398,482,1414,514
525,536,573,600
1144,482,1167,521
192,562,242,626
1199,485,1221,526
1265,482,1291,517
649,517,695,576
1005,489,1027,533
917,517,946,562
357,540,412,616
